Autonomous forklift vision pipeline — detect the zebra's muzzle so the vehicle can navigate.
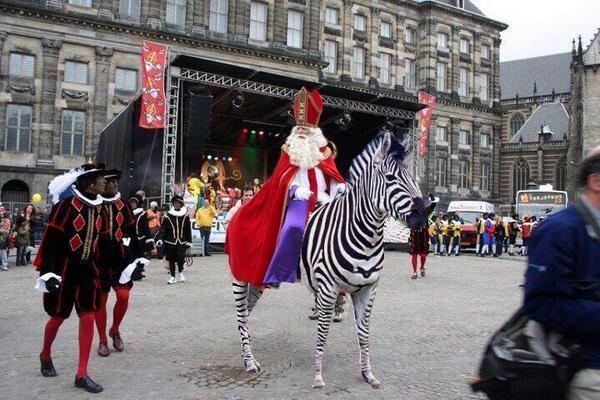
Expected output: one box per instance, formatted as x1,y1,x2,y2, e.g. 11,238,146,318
405,197,427,230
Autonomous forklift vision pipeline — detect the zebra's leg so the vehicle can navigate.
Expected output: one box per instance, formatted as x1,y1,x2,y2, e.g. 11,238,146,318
351,284,381,389
247,284,264,315
232,280,261,373
312,286,337,389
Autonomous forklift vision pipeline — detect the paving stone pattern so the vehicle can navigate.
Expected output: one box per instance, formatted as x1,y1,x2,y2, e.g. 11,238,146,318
0,252,526,400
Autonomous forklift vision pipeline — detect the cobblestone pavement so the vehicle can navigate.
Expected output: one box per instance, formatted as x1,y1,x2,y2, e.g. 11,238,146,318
0,252,527,400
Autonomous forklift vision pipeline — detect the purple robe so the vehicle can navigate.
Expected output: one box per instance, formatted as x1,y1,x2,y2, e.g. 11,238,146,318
263,198,309,284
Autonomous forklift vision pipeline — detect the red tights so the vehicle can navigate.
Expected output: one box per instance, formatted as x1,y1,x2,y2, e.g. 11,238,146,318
95,287,130,343
40,313,95,378
411,253,427,273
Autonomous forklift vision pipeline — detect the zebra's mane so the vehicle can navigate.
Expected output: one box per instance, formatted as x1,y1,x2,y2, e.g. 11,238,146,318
346,130,406,187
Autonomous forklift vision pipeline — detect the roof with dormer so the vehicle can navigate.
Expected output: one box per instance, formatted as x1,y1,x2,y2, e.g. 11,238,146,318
509,103,570,144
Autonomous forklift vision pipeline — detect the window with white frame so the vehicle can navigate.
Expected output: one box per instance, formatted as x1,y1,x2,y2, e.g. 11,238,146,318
436,62,447,92
379,53,391,85
354,14,366,32
480,73,489,101
352,47,365,80
481,44,490,60
405,27,416,45
459,129,470,145
458,0,465,8
480,162,490,191
64,61,88,85
405,59,416,90
436,125,447,142
119,0,141,18
380,21,392,38
5,104,31,152
69,0,92,6
460,38,469,54
325,7,338,25
166,0,186,25
115,68,137,91
459,67,469,97
458,160,469,189
437,32,448,50
209,0,228,33
249,1,267,41
436,157,447,187
61,110,85,156
323,40,337,74
481,132,490,148
9,53,35,77
287,10,303,48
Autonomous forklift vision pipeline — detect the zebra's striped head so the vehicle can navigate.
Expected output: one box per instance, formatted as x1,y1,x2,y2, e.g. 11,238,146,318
371,131,427,230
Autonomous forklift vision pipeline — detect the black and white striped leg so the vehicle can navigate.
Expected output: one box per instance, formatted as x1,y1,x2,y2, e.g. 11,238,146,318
312,286,338,389
351,285,381,388
247,284,263,315
232,280,262,373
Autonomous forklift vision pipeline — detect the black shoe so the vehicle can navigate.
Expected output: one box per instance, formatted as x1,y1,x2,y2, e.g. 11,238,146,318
411,273,417,280
40,354,57,377
74,375,103,393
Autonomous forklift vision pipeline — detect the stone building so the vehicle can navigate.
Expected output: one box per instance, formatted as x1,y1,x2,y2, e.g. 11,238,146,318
567,28,600,197
498,52,571,209
0,0,506,207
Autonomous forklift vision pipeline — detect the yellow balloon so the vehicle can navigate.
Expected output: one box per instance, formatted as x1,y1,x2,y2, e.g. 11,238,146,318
32,193,42,203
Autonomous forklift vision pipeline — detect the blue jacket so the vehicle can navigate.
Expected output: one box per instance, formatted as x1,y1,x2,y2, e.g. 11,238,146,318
523,204,600,369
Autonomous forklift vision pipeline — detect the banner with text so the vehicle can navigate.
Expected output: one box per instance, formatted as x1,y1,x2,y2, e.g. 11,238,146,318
139,41,167,129
416,91,436,156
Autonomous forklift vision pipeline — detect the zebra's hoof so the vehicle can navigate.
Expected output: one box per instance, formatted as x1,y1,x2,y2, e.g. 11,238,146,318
362,371,381,389
369,378,382,389
312,376,326,389
244,359,261,373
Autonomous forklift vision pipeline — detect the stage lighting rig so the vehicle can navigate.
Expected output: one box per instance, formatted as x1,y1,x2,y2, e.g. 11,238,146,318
232,90,245,108
335,111,352,129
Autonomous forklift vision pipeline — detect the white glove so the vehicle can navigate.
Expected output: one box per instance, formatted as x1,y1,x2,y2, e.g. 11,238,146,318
156,240,164,247
122,237,131,247
186,243,192,248
294,187,312,201
317,192,331,204
336,183,346,194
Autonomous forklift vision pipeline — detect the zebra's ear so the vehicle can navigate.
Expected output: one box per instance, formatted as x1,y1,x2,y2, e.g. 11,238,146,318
375,131,392,163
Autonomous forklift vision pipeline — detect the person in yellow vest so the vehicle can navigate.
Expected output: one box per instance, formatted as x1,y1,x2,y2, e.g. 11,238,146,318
450,214,462,256
195,199,217,256
428,215,439,256
438,214,449,256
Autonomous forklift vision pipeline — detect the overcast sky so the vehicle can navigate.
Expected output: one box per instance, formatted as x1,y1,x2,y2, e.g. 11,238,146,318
476,0,599,61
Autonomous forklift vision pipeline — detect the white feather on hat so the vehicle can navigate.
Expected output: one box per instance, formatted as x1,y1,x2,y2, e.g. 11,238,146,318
48,167,86,205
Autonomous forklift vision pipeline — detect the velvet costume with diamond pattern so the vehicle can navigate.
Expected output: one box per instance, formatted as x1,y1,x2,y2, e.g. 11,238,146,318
34,193,107,318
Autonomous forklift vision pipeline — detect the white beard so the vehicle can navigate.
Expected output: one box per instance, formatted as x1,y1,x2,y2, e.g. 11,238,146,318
286,127,327,169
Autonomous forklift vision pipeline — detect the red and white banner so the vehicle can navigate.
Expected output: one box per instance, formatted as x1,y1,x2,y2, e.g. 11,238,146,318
416,91,436,156
139,41,168,129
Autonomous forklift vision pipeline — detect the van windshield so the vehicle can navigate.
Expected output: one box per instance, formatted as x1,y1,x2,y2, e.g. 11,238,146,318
455,211,481,224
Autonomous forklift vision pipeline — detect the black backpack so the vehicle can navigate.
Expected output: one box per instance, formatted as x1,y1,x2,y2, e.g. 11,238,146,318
471,307,582,400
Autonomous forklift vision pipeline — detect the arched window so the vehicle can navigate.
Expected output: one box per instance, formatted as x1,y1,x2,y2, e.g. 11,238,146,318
555,157,567,191
510,113,525,136
513,158,530,198
1,179,30,203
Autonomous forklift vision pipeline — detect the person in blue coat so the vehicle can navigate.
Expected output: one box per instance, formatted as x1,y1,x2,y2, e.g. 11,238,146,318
523,148,600,399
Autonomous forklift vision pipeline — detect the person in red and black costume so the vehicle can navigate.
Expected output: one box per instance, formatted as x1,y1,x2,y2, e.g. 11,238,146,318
34,163,107,393
95,169,141,357
127,193,153,281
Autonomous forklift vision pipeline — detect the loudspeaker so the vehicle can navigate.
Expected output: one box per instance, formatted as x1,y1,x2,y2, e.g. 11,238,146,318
184,94,212,158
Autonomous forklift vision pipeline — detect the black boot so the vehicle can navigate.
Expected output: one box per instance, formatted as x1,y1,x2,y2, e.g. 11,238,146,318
74,375,103,393
40,354,57,377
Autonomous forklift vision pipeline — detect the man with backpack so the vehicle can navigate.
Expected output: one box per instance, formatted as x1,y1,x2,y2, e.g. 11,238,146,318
523,149,600,399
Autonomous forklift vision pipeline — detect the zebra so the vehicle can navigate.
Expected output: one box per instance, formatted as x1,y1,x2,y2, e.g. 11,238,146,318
230,129,427,388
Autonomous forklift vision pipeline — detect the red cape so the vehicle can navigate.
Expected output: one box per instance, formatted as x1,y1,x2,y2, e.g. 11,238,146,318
225,146,344,287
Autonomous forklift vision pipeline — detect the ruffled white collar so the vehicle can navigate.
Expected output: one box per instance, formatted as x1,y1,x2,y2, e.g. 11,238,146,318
101,192,121,203
168,208,187,217
132,208,144,215
72,186,104,206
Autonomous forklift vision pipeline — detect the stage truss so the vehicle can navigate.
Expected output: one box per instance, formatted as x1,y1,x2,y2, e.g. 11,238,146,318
161,65,419,203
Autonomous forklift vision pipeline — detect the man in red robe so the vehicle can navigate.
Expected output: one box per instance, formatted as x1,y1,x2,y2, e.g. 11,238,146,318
226,87,345,287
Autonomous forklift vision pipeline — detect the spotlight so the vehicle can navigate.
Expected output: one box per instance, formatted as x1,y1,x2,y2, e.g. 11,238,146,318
275,133,281,137
214,157,219,161
250,130,256,135
335,111,352,128
258,130,264,136
228,157,233,162
232,90,245,108
242,128,249,134
207,155,212,160
268,132,273,136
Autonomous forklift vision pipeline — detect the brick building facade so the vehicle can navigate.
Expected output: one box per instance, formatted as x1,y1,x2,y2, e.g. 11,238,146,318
0,0,506,207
